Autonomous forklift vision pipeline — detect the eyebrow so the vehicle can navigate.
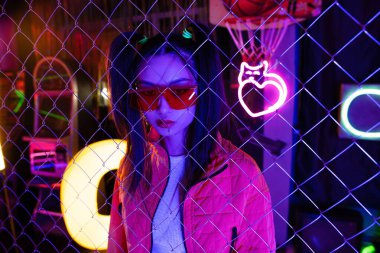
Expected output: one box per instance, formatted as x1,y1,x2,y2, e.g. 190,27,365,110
137,78,195,86
136,81,155,87
169,78,194,84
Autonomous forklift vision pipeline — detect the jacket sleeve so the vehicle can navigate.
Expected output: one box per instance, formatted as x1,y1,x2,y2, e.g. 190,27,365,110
234,163,276,253
108,177,128,253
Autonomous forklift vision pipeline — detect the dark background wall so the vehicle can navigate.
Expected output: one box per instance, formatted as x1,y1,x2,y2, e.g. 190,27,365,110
293,0,380,244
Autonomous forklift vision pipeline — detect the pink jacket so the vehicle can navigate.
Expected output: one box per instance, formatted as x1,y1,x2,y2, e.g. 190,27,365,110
108,135,276,252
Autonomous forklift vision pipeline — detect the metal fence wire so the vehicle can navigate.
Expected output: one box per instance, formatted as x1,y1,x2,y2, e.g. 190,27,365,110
0,0,379,252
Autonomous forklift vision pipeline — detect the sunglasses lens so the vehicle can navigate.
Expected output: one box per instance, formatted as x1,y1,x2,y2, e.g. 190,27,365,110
166,87,197,109
131,88,159,111
139,90,159,110
132,86,197,111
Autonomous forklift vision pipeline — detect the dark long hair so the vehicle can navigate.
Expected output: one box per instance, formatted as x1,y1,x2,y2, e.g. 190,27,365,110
109,23,228,195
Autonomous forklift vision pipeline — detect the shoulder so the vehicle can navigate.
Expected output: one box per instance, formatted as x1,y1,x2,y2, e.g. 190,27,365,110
215,137,261,178
216,137,270,193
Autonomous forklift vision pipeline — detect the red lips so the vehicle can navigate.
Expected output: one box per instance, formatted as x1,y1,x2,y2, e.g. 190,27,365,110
156,119,175,128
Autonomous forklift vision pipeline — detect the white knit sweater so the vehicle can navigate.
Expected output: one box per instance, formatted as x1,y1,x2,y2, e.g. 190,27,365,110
152,155,186,253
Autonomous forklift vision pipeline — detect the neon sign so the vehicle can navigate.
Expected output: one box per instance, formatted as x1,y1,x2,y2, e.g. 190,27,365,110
13,89,25,113
0,142,4,171
238,61,287,117
340,87,380,140
60,139,126,250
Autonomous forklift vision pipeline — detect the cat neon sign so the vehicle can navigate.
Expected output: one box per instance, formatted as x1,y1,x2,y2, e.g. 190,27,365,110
340,87,380,140
238,61,287,117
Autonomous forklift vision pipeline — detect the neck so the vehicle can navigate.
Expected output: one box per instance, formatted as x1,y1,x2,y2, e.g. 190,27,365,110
163,131,186,156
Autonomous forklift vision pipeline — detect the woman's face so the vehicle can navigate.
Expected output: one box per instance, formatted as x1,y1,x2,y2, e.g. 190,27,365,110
136,53,197,141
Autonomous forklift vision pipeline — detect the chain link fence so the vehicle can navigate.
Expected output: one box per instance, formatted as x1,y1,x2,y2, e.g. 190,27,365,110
0,0,379,252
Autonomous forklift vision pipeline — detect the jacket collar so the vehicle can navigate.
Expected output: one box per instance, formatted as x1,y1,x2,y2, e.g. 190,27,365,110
147,128,230,179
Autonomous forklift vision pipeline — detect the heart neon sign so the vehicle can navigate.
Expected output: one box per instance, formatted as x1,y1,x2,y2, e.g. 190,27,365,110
238,61,287,117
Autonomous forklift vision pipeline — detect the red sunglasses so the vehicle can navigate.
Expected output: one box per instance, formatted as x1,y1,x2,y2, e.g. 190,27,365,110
129,85,198,111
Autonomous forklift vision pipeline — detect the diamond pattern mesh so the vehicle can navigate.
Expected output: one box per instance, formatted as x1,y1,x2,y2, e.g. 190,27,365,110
0,0,379,252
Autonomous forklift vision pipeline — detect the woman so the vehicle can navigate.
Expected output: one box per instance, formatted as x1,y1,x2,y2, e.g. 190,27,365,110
108,24,276,253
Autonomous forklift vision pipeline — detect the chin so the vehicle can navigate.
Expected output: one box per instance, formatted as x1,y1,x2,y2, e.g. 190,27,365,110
155,127,177,137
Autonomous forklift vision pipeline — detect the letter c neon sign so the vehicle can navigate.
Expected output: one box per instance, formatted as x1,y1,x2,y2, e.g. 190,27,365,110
60,139,126,250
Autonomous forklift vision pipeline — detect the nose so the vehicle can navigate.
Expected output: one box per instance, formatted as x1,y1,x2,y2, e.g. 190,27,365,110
157,93,171,114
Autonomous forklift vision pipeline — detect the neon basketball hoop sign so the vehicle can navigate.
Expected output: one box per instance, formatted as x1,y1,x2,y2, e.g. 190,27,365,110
238,60,288,117
222,1,323,117
224,17,292,117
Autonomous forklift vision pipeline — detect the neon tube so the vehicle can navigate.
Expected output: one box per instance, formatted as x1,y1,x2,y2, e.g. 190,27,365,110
39,110,68,121
238,61,288,117
0,144,5,171
340,88,380,140
13,89,25,113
